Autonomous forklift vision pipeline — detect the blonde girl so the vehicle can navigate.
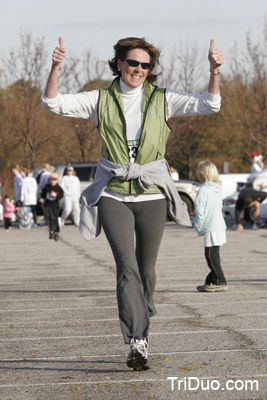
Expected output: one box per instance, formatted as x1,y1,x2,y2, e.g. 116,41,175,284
194,160,227,292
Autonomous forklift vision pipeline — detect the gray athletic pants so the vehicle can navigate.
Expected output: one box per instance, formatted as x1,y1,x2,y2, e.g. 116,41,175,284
98,197,167,343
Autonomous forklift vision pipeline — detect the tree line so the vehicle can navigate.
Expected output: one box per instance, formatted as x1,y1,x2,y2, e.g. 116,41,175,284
0,23,266,196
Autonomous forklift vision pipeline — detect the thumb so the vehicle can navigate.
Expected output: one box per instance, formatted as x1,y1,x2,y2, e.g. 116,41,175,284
58,37,64,48
209,39,215,52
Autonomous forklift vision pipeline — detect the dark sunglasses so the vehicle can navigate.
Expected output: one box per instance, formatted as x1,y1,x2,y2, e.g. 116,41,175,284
121,58,151,70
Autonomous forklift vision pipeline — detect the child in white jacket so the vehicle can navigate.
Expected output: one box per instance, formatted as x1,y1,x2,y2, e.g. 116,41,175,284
194,160,228,292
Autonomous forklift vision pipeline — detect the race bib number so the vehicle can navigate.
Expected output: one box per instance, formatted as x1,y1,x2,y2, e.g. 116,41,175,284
128,139,139,163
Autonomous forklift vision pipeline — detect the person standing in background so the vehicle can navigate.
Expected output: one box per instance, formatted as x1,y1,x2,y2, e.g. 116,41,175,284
251,152,264,173
37,164,52,199
21,169,38,225
60,166,81,227
12,165,23,207
0,195,16,231
37,164,55,224
194,161,228,292
40,173,64,241
170,167,179,182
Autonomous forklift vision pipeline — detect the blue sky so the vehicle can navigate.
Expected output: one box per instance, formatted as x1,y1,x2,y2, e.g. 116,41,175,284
1,0,266,74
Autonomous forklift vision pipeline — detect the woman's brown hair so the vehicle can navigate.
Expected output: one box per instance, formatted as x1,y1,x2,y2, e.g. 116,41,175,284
108,37,161,84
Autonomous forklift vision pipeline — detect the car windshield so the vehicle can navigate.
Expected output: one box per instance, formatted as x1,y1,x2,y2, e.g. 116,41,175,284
63,166,96,182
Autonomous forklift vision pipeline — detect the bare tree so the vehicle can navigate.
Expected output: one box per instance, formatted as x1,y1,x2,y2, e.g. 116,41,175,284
161,41,207,178
60,49,109,93
0,32,53,168
0,32,110,168
227,19,267,158
160,40,206,92
59,79,112,162
2,31,49,88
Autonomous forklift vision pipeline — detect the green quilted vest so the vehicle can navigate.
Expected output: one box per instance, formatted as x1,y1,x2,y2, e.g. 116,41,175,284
97,77,171,194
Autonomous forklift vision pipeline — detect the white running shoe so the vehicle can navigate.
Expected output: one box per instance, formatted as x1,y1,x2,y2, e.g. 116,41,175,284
197,283,228,292
126,337,149,371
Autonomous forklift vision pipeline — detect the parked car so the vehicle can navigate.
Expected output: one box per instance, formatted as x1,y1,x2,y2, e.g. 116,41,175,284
222,191,239,219
174,180,199,215
219,173,250,199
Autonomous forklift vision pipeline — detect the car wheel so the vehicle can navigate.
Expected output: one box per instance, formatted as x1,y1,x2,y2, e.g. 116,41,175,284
179,194,194,215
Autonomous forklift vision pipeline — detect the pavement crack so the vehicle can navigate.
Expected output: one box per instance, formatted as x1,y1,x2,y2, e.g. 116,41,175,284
176,303,266,362
58,237,116,274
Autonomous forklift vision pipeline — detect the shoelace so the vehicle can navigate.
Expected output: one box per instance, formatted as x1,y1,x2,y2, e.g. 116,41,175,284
130,338,148,354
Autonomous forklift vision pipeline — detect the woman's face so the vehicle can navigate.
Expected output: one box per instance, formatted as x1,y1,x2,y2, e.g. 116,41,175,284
118,48,151,88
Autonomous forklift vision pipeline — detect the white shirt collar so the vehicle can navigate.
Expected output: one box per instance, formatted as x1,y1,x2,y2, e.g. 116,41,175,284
119,78,143,96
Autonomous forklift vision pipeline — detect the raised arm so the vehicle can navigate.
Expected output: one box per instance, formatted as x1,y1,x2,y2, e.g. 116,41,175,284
207,39,224,94
44,37,66,98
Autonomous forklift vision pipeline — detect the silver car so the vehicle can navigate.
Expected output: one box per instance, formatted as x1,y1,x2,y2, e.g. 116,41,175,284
174,180,199,215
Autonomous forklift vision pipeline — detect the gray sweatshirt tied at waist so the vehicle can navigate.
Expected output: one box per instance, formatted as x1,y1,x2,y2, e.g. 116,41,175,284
79,157,191,240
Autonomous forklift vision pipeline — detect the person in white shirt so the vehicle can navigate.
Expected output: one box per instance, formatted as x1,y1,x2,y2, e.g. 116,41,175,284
20,169,38,224
60,166,81,226
170,167,179,181
251,152,264,173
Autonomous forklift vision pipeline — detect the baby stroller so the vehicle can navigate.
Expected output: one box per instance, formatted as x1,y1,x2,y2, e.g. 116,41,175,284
17,206,35,229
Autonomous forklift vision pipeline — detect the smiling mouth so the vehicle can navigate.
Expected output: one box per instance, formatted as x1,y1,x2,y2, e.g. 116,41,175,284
131,75,142,80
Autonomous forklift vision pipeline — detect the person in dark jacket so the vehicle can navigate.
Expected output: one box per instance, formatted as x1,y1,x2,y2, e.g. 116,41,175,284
235,188,267,230
40,173,64,241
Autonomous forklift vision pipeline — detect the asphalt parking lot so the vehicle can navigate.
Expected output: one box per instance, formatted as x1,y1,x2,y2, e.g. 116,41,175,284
0,219,266,399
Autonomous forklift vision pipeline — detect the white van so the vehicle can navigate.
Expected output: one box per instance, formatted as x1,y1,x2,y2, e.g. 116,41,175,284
219,173,250,199
246,168,267,190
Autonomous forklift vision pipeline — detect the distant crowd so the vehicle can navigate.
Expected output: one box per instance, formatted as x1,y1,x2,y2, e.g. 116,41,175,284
0,152,266,236
0,163,81,241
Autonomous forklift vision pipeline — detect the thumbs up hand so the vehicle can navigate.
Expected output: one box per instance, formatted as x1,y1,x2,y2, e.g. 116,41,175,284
208,39,224,71
52,37,66,67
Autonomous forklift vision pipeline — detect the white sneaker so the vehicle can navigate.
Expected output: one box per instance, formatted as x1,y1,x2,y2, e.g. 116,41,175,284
126,337,149,370
197,283,228,292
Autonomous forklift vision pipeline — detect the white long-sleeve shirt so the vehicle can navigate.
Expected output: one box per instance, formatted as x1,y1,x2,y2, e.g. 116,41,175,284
60,175,81,198
41,79,221,202
21,177,38,205
251,162,263,173
41,80,220,125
